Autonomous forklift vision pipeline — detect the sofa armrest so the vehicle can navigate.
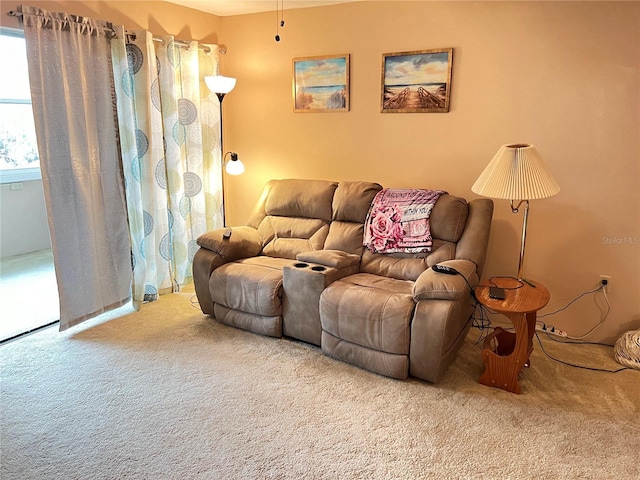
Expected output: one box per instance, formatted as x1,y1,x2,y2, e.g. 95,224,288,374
296,249,360,269
413,259,478,301
193,226,263,315
197,226,263,262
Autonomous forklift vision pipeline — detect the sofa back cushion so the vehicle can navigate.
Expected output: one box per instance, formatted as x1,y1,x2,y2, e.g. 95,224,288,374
249,179,338,259
332,181,383,223
325,181,383,255
360,194,469,281
429,194,469,243
264,179,337,221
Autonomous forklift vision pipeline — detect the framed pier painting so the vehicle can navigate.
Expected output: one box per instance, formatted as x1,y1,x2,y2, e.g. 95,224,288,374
381,48,453,113
293,54,350,113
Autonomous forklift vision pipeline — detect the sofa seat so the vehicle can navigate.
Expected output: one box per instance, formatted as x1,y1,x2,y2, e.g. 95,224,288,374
320,273,416,379
210,256,299,337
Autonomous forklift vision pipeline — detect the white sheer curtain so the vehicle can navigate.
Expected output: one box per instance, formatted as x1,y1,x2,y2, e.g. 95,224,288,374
110,28,223,308
21,5,132,331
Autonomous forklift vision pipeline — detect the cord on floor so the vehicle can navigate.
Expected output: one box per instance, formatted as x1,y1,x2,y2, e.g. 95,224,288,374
534,331,628,373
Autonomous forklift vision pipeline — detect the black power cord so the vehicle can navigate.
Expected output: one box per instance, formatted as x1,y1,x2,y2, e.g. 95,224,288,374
534,331,629,373
539,285,604,318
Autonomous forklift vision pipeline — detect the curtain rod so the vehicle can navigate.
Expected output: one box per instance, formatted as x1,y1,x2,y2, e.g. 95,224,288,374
7,10,224,54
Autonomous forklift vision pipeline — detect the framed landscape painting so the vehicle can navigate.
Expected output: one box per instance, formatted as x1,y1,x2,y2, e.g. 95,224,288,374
381,48,453,113
293,54,350,113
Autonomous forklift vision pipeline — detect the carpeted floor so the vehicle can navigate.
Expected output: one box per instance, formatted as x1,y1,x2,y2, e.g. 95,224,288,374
1,288,638,479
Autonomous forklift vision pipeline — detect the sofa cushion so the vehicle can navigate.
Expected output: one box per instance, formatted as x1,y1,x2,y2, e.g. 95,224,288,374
360,240,456,281
245,179,337,259
259,217,330,259
210,257,296,316
429,195,469,243
325,181,383,255
320,273,415,355
264,179,337,221
332,181,383,223
325,221,365,255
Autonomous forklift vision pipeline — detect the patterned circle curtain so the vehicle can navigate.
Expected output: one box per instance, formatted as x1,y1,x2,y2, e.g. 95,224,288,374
111,28,223,308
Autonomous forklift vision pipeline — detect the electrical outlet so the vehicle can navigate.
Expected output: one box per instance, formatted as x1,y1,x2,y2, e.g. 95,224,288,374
599,275,612,292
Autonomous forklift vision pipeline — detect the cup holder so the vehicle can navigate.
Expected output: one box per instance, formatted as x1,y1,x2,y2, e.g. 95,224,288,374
291,262,327,272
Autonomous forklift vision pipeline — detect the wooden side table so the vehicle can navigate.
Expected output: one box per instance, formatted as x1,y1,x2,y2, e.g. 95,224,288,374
476,277,550,394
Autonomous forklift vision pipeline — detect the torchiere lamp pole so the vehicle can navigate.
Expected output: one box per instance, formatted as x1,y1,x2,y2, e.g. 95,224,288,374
204,75,237,226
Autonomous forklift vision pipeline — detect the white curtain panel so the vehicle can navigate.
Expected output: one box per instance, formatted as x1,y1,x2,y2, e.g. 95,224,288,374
21,6,132,331
111,30,224,307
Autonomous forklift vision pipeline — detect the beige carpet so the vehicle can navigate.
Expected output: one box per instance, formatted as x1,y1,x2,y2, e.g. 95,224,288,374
1,288,638,480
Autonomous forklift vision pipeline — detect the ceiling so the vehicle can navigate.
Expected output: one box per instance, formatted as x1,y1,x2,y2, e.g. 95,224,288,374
164,0,365,17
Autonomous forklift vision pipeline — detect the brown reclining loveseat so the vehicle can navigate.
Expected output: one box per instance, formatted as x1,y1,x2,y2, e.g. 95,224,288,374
193,179,493,383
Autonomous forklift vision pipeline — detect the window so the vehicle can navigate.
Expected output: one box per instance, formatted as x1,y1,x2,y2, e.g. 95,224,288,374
0,28,40,184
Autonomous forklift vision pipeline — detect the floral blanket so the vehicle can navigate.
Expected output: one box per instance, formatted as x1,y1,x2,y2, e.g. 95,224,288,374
363,188,447,254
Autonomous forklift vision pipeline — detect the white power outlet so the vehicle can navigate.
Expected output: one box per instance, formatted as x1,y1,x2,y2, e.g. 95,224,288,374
599,275,612,292
535,324,567,337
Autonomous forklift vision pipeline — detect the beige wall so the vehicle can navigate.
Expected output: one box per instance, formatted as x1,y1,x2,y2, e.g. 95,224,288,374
0,181,51,257
1,1,637,344
220,1,639,344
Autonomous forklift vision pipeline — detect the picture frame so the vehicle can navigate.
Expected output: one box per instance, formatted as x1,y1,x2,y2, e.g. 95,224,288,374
381,48,453,113
293,54,350,113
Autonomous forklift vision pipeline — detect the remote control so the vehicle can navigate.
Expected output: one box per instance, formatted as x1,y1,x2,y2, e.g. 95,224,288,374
432,265,459,275
222,227,232,239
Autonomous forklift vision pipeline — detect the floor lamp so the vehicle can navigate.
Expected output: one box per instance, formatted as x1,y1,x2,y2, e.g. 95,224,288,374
204,75,245,226
472,144,560,280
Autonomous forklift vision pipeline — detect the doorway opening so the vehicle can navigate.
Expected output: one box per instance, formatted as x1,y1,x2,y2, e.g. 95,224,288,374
0,249,59,342
0,28,60,342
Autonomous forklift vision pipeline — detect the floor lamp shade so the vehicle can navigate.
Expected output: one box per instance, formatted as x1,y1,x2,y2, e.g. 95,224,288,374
204,75,236,95
472,144,560,280
472,144,560,200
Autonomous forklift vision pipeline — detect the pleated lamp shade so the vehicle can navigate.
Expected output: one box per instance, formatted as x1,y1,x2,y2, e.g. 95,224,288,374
472,144,560,200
